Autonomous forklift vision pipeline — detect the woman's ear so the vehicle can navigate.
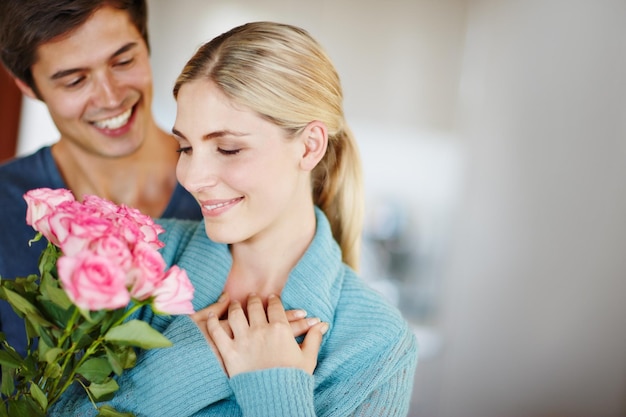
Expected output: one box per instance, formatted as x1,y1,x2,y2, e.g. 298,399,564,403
299,121,328,172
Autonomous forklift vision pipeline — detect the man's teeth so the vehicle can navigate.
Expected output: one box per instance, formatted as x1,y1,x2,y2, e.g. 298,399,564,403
93,108,132,129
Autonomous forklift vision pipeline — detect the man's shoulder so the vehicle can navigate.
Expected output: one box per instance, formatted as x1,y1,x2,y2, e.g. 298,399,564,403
0,147,62,196
0,147,64,278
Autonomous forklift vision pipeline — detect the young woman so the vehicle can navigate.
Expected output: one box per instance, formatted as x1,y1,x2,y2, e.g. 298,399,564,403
51,21,417,417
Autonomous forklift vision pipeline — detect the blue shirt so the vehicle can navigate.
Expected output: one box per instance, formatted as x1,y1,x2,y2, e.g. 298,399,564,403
0,146,202,355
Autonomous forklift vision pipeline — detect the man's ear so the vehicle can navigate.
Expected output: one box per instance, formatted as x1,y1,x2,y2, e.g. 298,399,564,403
300,120,328,172
13,76,39,100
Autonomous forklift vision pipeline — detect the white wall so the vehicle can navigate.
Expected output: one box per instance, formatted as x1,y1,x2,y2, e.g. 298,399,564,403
439,1,626,416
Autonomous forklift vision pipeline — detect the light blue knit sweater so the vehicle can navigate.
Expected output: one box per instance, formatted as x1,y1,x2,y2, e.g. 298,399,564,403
50,208,418,416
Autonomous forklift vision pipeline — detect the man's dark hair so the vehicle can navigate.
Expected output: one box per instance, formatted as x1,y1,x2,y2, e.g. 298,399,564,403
0,0,149,96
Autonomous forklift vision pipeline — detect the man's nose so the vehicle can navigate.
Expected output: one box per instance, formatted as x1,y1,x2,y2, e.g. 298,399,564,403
93,71,124,108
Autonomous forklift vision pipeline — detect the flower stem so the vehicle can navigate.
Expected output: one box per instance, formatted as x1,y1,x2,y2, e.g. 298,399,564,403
58,308,81,348
46,300,146,408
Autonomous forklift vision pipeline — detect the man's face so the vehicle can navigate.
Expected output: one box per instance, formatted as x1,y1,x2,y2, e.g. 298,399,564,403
27,6,153,158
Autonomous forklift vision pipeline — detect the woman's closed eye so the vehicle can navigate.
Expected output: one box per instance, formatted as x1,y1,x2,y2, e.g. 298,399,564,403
218,148,241,155
176,146,192,155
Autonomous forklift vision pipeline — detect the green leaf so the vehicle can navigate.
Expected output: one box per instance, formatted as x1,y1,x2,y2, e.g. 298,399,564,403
0,349,23,369
122,347,137,369
13,275,39,294
100,308,127,335
19,355,39,382
77,357,113,383
73,332,96,351
96,404,135,417
78,308,109,325
2,288,36,315
1,367,15,396
0,287,10,302
0,402,8,417
28,231,43,245
17,395,45,417
36,324,55,348
42,347,63,364
104,346,123,376
105,345,136,376
29,382,48,411
43,361,62,379
38,242,61,276
1,288,53,327
104,320,172,349
36,299,71,329
7,398,31,417
39,272,73,311
24,320,41,340
88,378,119,401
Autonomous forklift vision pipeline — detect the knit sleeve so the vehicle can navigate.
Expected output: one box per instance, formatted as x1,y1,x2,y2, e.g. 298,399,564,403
312,277,419,417
229,368,316,417
348,330,418,417
226,327,418,417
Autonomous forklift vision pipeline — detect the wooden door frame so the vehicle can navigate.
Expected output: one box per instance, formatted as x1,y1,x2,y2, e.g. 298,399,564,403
0,66,22,163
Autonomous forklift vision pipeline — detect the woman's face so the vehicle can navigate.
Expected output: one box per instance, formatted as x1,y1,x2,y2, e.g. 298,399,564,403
173,79,310,246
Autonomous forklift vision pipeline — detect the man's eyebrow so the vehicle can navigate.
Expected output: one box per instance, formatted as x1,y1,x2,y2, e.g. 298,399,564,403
50,42,138,80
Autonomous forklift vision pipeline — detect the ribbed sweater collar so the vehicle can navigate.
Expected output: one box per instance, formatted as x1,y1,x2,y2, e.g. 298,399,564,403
281,207,344,324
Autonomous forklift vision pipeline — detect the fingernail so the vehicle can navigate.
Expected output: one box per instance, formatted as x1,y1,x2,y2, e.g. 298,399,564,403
208,311,215,318
307,317,320,326
218,293,227,302
320,323,329,334
268,293,276,299
294,309,307,319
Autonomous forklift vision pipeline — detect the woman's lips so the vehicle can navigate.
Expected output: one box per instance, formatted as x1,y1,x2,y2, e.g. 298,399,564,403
200,197,243,217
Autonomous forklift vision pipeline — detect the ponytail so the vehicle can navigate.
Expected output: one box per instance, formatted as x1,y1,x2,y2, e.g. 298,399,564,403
313,126,364,271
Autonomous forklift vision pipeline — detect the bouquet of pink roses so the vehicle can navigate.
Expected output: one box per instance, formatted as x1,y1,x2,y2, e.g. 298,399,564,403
0,188,195,417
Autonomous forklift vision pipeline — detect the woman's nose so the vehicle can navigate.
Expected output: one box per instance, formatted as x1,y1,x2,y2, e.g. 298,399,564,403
177,153,219,193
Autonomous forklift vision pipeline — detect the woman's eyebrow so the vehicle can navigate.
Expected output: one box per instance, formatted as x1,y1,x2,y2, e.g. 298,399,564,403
171,128,249,140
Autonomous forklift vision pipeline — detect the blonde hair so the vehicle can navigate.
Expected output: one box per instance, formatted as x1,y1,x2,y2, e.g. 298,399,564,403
173,21,364,270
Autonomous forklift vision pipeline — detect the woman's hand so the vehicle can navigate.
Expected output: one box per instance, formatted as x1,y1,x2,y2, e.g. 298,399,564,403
206,293,328,377
189,293,323,369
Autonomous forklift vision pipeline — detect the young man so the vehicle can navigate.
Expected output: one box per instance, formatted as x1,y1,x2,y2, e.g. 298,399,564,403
0,0,201,355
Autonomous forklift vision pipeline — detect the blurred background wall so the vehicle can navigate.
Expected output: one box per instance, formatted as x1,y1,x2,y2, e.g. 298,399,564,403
5,1,626,416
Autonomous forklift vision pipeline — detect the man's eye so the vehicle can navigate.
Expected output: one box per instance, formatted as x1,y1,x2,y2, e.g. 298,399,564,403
65,76,85,88
114,57,134,67
176,146,192,155
218,148,240,155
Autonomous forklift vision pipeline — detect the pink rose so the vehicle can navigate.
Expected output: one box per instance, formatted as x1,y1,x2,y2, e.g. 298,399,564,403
152,266,195,315
82,194,121,218
127,242,167,300
57,251,130,311
44,203,112,255
24,188,75,234
116,205,165,249
89,235,133,270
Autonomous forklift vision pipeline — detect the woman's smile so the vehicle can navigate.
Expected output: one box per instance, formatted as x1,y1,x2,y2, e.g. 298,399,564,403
200,196,243,217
